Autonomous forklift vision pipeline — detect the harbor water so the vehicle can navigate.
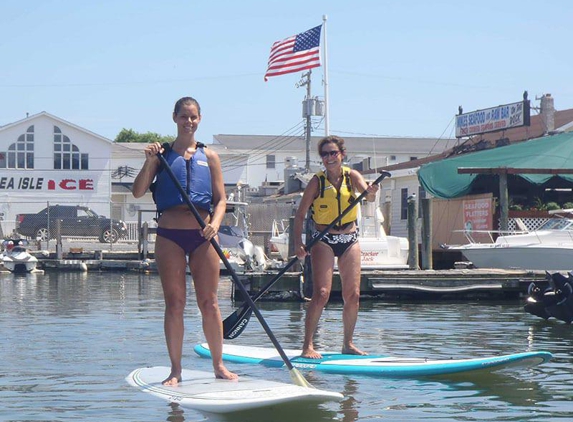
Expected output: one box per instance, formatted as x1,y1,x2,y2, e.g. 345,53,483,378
1,271,572,422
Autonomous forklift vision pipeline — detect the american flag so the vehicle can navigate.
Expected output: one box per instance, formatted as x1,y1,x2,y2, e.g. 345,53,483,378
264,25,322,81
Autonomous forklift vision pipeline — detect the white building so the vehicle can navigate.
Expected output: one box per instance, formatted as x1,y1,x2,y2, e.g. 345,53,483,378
212,134,455,190
0,112,113,225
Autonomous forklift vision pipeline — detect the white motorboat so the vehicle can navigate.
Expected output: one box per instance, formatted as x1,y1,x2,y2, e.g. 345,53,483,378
445,217,573,271
270,201,409,270
1,239,39,273
218,201,270,272
270,218,294,261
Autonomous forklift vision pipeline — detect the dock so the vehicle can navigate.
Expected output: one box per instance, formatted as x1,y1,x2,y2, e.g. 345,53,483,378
27,250,152,273
16,250,550,301
231,268,549,301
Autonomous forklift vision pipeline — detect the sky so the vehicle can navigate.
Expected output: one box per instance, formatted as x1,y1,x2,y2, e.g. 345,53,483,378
2,0,572,144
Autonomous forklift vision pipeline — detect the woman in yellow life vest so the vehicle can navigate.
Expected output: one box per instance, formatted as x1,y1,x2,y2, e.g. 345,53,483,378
294,136,379,359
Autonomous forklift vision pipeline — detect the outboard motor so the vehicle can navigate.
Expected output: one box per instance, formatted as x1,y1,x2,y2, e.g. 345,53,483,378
525,271,573,324
239,239,268,272
524,281,552,320
545,274,573,323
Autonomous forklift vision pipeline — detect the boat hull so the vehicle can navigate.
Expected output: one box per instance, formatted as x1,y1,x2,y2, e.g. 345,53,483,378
456,245,573,271
1,239,39,273
2,255,38,273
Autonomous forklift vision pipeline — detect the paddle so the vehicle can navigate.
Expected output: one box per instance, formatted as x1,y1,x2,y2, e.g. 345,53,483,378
223,170,391,340
156,151,313,388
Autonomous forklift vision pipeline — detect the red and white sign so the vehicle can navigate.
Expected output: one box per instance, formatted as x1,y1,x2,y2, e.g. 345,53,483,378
0,174,96,191
455,100,530,138
463,198,492,231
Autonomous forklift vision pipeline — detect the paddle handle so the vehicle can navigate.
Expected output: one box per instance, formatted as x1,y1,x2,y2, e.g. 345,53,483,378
156,153,299,371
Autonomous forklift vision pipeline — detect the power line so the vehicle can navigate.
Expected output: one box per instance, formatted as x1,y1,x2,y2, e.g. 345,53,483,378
220,121,305,170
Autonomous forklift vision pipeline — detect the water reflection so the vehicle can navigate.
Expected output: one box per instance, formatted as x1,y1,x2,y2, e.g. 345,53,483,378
166,402,187,422
434,370,552,407
1,272,572,421
210,402,338,422
338,378,360,422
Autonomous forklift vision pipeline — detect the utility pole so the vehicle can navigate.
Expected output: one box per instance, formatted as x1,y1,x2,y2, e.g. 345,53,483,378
297,70,312,170
297,70,325,171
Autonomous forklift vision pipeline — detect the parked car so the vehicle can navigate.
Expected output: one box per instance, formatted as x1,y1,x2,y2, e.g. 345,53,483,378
16,205,128,243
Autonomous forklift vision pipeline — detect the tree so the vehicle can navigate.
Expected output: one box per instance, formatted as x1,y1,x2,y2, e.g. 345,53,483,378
114,128,175,144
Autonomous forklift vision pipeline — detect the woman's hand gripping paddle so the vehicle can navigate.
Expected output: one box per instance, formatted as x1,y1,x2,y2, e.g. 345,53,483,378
222,171,391,340
156,152,313,388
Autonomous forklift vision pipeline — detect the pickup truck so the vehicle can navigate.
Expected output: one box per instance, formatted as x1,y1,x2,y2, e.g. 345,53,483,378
16,205,128,243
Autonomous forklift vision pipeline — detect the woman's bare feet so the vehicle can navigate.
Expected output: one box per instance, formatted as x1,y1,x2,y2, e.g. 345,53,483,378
342,344,368,356
162,373,182,386
215,365,239,380
301,347,323,359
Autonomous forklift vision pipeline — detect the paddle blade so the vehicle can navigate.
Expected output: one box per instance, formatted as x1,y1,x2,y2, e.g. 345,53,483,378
290,368,314,389
223,306,253,340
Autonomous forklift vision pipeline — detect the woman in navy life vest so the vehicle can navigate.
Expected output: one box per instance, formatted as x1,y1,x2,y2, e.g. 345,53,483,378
294,136,379,359
132,97,237,385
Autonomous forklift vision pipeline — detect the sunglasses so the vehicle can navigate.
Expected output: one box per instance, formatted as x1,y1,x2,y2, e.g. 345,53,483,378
320,150,340,158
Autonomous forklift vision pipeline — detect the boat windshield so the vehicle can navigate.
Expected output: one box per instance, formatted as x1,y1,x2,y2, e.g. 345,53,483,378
537,219,573,231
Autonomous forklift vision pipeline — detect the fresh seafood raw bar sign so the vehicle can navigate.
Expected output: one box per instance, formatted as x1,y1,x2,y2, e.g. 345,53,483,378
455,99,530,138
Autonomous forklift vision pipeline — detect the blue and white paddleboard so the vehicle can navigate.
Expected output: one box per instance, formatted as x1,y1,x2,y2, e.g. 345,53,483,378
126,366,343,414
194,344,552,377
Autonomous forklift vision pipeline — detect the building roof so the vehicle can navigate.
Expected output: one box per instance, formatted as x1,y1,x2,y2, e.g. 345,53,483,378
213,134,455,156
477,106,573,143
112,141,239,159
369,105,573,175
0,111,113,144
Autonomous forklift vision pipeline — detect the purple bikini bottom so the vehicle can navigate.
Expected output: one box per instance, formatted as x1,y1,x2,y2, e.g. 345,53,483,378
156,227,207,254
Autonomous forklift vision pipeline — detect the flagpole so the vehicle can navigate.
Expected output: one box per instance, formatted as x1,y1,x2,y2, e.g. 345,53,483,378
322,14,329,136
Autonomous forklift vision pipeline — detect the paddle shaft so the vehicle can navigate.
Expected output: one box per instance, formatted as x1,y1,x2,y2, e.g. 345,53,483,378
156,153,299,372
249,170,390,303
222,171,391,339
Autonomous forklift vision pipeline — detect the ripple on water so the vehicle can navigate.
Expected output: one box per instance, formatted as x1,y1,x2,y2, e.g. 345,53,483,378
1,272,572,421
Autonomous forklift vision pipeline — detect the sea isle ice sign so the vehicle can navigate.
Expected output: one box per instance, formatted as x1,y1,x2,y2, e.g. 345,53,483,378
0,174,96,191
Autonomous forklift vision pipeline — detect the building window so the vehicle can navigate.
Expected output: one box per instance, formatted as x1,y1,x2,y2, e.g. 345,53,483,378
390,155,396,161
266,154,276,169
53,126,89,170
352,161,364,171
401,188,408,220
0,125,35,169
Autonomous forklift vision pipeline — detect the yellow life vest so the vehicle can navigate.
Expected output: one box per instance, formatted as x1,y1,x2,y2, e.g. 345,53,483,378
311,166,358,228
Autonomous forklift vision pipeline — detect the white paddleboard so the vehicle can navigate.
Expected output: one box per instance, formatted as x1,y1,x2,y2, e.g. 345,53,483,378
126,366,343,414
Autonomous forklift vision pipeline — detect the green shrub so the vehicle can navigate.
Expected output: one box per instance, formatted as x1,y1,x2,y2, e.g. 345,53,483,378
545,202,561,211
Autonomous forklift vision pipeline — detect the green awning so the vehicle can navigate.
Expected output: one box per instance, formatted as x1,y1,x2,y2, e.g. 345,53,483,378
418,132,573,199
